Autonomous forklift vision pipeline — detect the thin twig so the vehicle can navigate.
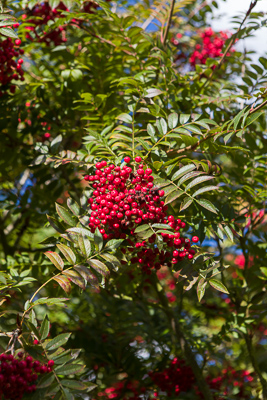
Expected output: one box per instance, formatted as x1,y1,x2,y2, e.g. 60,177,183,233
200,0,258,90
162,0,176,46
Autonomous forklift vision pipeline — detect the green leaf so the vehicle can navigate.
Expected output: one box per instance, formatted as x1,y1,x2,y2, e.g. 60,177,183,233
67,198,80,217
37,373,55,388
192,186,219,197
152,223,171,229
94,228,103,251
54,363,85,376
56,244,76,264
180,198,193,211
147,123,156,138
209,279,229,294
245,112,263,127
233,107,248,130
0,27,18,38
100,254,120,271
33,298,69,306
88,259,110,278
61,380,97,391
165,190,183,205
134,224,150,233
144,88,163,98
47,215,65,234
223,225,234,242
196,199,218,214
56,204,77,227
180,114,190,124
260,267,267,277
185,176,214,191
40,315,50,341
104,239,124,251
197,278,207,302
171,164,196,181
156,118,167,135
45,333,71,351
78,234,91,258
62,270,86,290
53,276,72,294
116,113,132,123
74,265,99,287
44,252,64,271
168,113,178,129
66,227,93,238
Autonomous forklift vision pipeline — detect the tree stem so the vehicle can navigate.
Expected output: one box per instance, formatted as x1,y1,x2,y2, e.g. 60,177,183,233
162,0,176,47
151,273,214,400
244,333,267,400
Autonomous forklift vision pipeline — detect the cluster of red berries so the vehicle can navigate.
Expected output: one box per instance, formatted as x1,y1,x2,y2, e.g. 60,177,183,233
84,157,199,274
189,28,232,67
95,380,146,400
157,267,179,303
0,352,54,400
22,1,112,46
0,36,24,96
23,2,68,46
149,358,195,397
199,367,254,399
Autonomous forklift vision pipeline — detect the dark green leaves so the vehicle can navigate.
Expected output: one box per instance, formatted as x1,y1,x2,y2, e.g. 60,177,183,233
172,164,196,181
144,88,163,98
156,118,167,135
78,235,91,258
197,279,207,302
88,259,110,278
57,244,76,265
45,333,71,351
40,315,50,341
44,252,64,271
209,279,229,294
168,113,178,129
56,204,77,227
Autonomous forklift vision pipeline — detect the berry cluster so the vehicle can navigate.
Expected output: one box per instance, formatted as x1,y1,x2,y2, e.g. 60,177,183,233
23,2,68,46
0,36,24,96
84,157,199,274
157,267,180,303
200,367,254,399
0,352,54,400
189,28,232,67
95,380,146,400
149,358,195,397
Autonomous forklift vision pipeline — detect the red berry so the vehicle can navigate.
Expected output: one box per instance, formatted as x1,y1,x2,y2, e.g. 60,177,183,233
135,156,142,162
124,156,130,163
192,236,199,243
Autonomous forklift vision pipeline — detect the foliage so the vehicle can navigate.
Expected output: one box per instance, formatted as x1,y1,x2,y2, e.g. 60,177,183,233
0,0,267,399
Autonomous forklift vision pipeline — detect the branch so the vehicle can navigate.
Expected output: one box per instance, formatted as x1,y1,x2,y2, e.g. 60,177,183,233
244,333,267,400
162,0,176,47
76,22,137,57
151,273,214,400
168,96,267,156
200,0,258,90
